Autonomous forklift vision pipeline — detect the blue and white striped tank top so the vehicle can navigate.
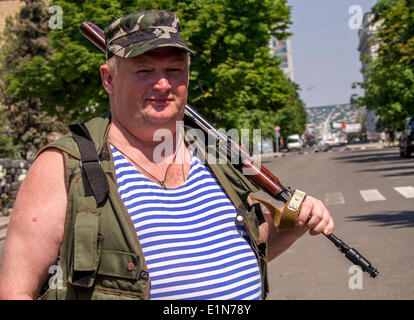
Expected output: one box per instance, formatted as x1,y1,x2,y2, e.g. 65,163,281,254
112,145,262,300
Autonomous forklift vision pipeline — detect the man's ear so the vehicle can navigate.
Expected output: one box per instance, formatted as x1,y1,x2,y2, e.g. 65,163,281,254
100,64,114,95
187,56,191,84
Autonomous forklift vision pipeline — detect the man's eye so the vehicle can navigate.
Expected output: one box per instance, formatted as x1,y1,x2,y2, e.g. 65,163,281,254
137,70,151,74
168,68,183,72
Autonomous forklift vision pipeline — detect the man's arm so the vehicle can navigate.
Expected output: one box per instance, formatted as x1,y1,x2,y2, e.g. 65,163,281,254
0,149,67,299
255,196,334,262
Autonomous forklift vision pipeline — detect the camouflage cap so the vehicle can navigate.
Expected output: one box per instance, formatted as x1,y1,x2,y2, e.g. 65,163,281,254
104,10,193,59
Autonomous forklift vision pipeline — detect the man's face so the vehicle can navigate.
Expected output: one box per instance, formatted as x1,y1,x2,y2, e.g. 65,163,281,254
101,47,190,140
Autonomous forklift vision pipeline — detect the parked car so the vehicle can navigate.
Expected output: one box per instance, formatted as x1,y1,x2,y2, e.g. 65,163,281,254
287,134,303,151
399,117,414,158
324,137,340,146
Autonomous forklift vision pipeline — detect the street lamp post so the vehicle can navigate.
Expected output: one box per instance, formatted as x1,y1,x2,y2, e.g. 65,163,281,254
274,125,281,153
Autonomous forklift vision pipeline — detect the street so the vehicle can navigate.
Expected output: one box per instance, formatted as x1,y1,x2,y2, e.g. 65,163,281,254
258,146,414,300
0,146,413,300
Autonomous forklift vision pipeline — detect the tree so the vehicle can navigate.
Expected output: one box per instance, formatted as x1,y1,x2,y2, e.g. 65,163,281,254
352,0,414,128
4,0,183,121
4,0,306,144
175,0,301,138
0,104,18,159
0,0,67,159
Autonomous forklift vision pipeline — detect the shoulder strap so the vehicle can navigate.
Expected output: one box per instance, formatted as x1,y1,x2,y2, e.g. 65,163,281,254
69,123,109,207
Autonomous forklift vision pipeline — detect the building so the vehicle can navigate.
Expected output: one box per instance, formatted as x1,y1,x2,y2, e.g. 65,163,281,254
0,0,23,34
269,35,294,81
358,13,381,80
357,12,382,140
306,104,363,142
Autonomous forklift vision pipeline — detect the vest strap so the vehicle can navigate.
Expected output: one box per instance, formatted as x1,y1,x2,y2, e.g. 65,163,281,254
69,123,109,207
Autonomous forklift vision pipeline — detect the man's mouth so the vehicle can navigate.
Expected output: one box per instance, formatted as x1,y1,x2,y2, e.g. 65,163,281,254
148,98,173,105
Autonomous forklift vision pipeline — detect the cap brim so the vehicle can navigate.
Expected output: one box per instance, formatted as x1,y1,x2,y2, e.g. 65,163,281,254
111,38,194,58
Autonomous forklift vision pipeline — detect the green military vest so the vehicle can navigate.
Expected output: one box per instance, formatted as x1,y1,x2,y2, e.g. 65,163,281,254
37,111,269,300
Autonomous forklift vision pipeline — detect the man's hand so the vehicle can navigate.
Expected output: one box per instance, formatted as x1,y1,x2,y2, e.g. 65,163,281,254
254,195,334,261
296,195,334,236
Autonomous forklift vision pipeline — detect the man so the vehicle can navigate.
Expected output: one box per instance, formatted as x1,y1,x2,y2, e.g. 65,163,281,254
0,10,333,300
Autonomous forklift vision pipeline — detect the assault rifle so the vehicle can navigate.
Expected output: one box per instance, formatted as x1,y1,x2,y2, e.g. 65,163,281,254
80,21,379,278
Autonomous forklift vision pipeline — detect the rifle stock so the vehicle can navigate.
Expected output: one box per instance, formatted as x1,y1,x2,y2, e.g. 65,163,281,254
79,21,379,278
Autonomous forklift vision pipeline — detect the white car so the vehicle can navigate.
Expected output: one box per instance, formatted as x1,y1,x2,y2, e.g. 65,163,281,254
287,134,303,151
324,137,340,146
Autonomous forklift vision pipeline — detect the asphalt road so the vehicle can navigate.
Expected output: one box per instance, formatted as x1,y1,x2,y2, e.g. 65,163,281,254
258,146,414,300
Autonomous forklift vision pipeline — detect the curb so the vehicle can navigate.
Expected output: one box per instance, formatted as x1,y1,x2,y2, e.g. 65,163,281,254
251,144,388,160
344,144,384,151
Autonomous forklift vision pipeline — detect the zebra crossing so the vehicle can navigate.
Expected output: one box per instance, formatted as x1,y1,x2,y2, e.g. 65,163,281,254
359,189,386,202
393,186,414,199
324,186,414,205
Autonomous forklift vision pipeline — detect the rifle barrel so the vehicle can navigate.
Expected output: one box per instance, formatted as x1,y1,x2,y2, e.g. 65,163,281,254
80,21,106,53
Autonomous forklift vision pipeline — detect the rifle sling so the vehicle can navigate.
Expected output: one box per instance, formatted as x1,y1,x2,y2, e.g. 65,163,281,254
250,193,305,232
69,123,109,207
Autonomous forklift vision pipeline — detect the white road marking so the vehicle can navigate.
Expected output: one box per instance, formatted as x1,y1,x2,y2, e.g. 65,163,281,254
394,186,414,199
325,193,345,205
359,189,386,202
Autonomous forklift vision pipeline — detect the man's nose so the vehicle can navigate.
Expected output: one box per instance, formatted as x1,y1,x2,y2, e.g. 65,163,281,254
154,74,172,91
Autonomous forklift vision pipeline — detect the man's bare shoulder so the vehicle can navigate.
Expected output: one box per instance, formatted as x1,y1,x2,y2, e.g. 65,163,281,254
18,148,67,197
0,148,68,299
12,147,68,231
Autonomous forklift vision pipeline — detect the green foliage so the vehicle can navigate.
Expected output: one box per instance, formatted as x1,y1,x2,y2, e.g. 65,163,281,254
2,0,306,145
0,0,67,159
175,0,301,138
352,0,414,128
0,104,18,159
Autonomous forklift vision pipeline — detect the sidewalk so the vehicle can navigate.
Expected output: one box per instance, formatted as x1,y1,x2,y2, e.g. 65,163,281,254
252,141,390,160
343,142,386,151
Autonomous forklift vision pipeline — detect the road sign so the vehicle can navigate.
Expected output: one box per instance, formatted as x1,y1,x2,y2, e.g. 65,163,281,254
332,122,342,129
346,123,361,133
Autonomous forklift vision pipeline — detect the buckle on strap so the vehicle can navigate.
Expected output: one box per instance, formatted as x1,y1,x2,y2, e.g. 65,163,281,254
251,189,307,232
278,189,307,232
80,159,101,169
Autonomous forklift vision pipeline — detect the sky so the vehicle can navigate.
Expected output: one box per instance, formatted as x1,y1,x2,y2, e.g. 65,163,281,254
287,0,378,108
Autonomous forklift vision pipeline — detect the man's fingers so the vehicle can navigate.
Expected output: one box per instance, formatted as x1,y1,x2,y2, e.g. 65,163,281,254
324,218,335,235
309,213,329,235
296,201,312,226
304,199,324,229
295,196,335,236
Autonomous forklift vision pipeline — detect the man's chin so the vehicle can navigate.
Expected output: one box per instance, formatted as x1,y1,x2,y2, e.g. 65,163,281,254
148,108,184,124
147,114,181,128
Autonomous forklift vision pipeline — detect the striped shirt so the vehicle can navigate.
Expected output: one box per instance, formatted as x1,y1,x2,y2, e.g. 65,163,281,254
111,145,262,300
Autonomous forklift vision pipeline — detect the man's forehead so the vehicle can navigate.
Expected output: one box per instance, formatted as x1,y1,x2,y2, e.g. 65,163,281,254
126,47,188,64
